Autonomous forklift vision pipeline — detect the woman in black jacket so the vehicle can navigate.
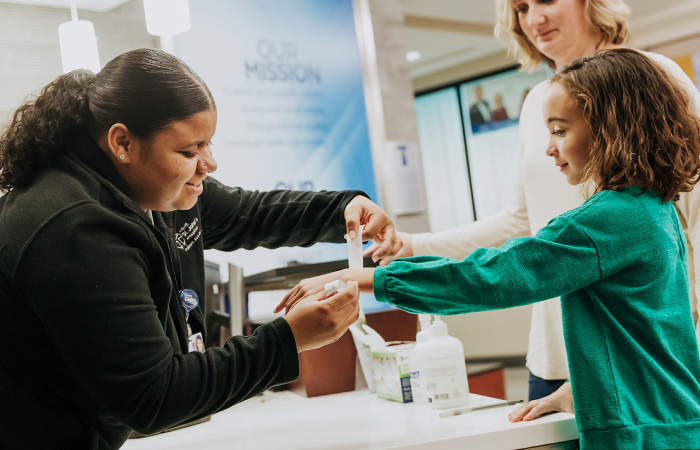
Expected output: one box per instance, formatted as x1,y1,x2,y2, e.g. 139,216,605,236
0,48,400,449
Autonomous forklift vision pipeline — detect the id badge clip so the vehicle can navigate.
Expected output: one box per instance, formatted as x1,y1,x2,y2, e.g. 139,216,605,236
180,289,205,353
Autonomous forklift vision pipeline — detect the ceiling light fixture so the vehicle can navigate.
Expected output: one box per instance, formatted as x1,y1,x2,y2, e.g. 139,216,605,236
406,51,422,62
143,0,191,36
58,0,101,73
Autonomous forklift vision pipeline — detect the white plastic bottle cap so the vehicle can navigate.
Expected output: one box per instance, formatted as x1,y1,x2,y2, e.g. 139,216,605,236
418,314,432,331
430,317,448,337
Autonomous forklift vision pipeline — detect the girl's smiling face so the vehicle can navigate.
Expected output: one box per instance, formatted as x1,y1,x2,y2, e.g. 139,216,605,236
542,81,593,185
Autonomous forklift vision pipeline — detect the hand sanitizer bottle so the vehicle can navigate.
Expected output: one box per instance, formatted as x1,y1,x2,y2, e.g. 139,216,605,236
423,316,469,409
409,314,433,405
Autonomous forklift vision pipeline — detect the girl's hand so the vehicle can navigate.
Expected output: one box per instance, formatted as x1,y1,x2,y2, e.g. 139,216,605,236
363,230,413,265
274,268,376,314
508,382,573,422
274,270,348,314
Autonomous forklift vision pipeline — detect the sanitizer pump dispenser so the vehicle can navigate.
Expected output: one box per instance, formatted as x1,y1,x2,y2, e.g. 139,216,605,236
423,316,470,409
409,314,433,404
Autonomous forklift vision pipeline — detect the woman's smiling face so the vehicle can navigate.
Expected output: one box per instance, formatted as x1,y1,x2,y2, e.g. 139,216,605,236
512,0,602,69
123,109,218,212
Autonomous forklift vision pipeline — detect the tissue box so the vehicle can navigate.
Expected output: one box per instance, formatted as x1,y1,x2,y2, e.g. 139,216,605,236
371,341,415,403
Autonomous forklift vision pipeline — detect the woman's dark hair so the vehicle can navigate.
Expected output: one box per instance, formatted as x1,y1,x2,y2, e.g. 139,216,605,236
551,48,700,202
0,48,215,192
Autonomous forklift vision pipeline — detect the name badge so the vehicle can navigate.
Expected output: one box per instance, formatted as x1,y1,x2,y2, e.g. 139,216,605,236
188,332,205,353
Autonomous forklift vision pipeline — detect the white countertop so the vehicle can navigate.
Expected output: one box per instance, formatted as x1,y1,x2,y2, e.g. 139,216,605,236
122,390,578,450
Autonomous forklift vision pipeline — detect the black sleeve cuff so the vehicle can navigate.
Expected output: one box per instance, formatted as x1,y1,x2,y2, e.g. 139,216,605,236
271,317,300,382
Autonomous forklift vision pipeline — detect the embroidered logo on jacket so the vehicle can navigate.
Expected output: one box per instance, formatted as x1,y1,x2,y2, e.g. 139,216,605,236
175,219,202,251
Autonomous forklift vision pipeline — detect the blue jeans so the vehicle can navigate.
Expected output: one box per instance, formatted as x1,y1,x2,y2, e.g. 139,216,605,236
528,371,567,401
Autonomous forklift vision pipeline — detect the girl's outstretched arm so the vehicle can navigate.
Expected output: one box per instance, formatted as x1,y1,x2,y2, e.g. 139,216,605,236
275,268,375,314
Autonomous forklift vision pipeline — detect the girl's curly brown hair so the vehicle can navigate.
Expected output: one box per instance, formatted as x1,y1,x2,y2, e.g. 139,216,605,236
550,48,700,202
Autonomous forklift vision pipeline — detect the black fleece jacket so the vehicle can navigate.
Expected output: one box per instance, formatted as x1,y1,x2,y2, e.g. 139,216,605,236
0,134,363,449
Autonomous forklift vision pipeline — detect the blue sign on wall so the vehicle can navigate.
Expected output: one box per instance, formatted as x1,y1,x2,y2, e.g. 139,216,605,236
173,0,377,199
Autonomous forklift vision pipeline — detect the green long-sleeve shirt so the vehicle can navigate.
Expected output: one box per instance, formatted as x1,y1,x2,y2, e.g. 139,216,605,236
374,188,700,449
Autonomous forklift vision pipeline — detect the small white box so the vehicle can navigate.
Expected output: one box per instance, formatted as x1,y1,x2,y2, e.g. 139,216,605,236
371,341,415,403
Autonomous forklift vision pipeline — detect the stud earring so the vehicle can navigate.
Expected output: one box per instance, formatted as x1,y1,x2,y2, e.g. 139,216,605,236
119,154,125,160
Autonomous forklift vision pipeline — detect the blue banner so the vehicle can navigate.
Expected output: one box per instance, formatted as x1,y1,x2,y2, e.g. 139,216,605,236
173,0,376,198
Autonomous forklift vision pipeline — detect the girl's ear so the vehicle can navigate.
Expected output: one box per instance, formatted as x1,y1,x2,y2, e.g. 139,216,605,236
106,123,134,163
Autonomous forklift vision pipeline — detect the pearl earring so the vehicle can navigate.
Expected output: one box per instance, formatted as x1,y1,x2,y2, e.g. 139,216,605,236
119,154,125,160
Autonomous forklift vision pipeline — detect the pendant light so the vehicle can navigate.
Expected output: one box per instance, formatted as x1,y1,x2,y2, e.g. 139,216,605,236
58,0,101,73
143,0,191,36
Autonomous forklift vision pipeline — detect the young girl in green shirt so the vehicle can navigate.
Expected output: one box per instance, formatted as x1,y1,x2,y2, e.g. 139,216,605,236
277,49,700,449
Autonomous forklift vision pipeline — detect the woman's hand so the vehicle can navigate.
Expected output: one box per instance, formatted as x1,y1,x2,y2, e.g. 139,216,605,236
344,196,402,262
285,281,360,353
508,382,573,422
363,231,413,266
273,268,375,314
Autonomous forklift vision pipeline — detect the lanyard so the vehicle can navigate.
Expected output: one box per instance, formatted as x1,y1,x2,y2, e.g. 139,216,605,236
181,288,205,352
153,211,203,351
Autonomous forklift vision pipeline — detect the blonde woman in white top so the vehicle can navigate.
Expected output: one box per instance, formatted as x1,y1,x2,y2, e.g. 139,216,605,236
368,0,700,402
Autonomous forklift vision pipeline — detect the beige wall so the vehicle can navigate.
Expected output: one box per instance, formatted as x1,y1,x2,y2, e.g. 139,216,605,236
412,50,512,93
0,0,157,125
359,0,431,233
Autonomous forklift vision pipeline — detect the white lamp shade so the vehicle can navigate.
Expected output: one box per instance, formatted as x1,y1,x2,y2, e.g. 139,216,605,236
58,20,101,73
143,0,191,36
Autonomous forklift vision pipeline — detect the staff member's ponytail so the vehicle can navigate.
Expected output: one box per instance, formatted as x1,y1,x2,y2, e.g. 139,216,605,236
0,48,216,193
0,70,94,191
